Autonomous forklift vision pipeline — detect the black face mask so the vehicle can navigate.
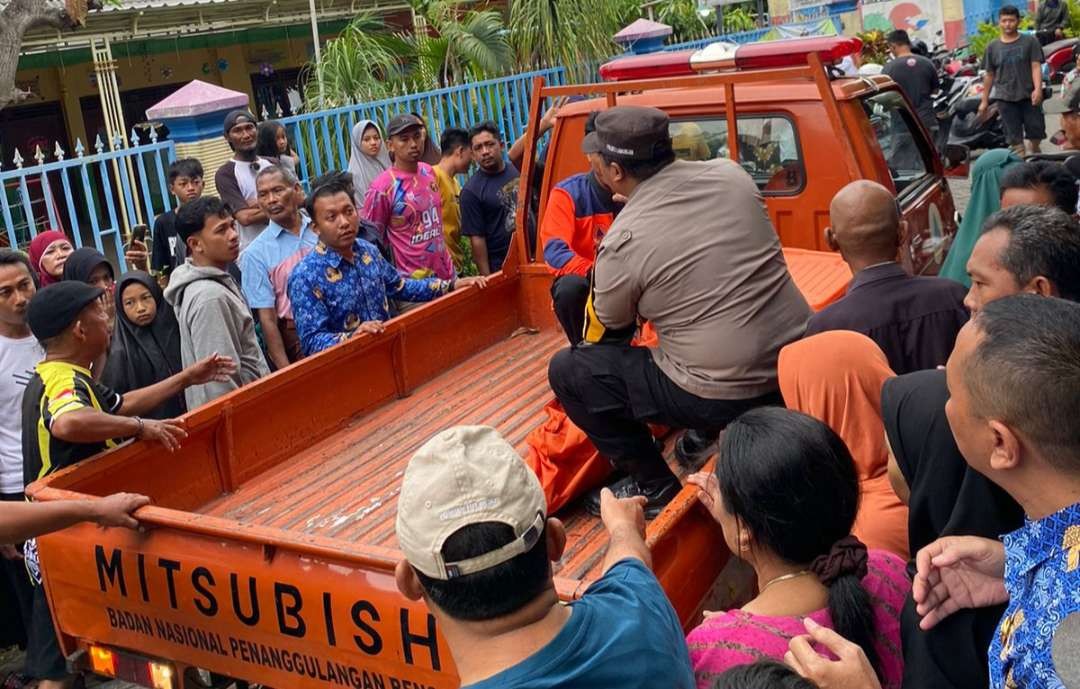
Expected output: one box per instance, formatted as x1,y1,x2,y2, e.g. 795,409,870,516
587,171,624,214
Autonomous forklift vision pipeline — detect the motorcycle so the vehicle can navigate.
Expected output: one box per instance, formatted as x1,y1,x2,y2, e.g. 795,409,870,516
945,74,1053,152
935,73,981,153
1046,38,1080,84
948,94,1007,151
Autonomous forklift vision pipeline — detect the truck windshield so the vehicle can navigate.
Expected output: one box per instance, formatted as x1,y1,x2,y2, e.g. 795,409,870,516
860,90,933,194
669,115,804,195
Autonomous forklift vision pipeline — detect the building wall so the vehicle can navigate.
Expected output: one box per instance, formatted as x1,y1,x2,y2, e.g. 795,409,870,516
6,29,321,158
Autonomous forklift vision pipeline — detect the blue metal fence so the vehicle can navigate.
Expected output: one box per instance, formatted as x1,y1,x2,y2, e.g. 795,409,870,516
0,130,176,263
279,67,567,186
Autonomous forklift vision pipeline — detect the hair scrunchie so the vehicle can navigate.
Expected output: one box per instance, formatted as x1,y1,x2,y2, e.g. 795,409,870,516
809,535,868,586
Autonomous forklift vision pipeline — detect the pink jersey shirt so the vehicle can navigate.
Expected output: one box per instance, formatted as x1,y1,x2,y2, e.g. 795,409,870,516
361,163,454,281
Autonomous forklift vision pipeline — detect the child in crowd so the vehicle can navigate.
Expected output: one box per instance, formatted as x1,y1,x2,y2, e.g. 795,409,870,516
257,120,300,175
102,271,186,419
149,158,205,281
348,119,390,207
362,113,455,290
433,127,472,272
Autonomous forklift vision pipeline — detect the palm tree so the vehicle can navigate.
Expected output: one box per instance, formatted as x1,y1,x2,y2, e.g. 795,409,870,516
303,1,512,108
508,0,640,80
300,11,402,107
400,0,513,88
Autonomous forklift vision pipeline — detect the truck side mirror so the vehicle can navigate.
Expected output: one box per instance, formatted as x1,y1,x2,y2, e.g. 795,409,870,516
944,143,970,178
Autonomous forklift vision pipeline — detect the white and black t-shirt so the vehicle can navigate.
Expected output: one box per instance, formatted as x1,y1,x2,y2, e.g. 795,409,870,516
214,157,275,250
0,334,43,494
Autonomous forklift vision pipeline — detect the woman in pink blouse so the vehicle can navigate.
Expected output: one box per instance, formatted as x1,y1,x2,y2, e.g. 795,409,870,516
686,407,908,689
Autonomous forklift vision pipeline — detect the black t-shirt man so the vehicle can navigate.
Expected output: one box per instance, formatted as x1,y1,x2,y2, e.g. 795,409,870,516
461,163,520,272
884,53,941,131
983,33,1044,102
151,210,186,276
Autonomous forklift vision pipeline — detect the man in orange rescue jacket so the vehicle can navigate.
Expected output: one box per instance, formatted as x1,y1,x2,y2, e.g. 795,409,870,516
540,113,624,345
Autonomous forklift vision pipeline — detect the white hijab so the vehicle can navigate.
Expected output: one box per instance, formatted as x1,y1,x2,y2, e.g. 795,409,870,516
348,119,391,205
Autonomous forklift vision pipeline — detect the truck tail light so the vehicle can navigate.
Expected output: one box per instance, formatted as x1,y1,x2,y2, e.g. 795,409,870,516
89,646,118,677
149,661,175,689
600,36,863,81
84,645,175,689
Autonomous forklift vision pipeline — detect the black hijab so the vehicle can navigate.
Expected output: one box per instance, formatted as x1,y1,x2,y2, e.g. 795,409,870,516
101,272,185,419
882,368,1023,553
882,369,1024,689
62,247,113,283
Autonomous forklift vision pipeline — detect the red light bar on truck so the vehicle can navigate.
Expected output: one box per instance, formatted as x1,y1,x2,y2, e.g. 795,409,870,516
599,36,863,81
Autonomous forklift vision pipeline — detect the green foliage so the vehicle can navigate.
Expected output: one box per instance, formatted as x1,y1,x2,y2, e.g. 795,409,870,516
508,0,639,80
1063,0,1080,37
397,0,513,88
968,21,1001,60
301,12,403,108
856,29,890,64
656,0,714,40
721,6,756,33
456,236,478,276
303,1,511,108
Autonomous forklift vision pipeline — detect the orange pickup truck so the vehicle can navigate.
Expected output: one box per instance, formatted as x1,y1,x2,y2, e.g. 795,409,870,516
536,36,960,275
25,40,872,689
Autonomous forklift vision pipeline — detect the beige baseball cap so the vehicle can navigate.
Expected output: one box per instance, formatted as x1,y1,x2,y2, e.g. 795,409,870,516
395,425,547,581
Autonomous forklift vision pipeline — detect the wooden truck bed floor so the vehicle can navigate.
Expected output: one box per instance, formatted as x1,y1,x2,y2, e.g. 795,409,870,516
199,328,617,581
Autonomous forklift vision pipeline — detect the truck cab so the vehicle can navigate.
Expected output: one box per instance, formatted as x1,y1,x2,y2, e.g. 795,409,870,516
527,36,958,274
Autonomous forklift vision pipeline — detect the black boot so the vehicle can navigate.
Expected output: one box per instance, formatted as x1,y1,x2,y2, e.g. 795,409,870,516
674,428,718,472
583,474,682,519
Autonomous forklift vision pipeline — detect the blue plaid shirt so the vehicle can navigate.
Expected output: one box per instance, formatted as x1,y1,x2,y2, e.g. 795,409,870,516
989,500,1080,689
287,238,450,356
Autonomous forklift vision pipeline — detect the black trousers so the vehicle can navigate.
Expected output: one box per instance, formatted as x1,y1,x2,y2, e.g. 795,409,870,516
551,274,589,345
548,343,781,484
1,492,33,650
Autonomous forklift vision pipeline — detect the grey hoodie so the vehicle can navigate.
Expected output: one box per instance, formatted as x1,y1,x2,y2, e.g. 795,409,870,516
163,261,270,410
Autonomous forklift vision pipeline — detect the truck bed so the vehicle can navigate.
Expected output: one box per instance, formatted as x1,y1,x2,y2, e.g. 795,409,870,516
27,250,849,689
198,328,613,582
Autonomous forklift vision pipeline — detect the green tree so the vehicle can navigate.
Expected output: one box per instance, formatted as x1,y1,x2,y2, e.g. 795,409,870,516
508,0,639,80
399,0,513,88
302,1,512,107
656,0,715,41
301,11,402,107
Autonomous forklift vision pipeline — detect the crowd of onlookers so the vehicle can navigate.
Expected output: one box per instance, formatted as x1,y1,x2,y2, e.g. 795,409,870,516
2,93,1080,689
0,106,534,689
388,105,1080,689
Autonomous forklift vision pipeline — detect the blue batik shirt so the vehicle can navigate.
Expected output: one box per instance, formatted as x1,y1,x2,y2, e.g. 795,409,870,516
989,500,1080,689
287,238,451,356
